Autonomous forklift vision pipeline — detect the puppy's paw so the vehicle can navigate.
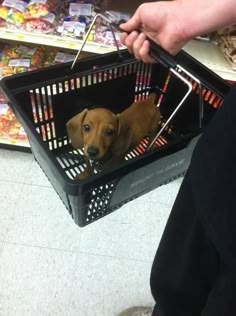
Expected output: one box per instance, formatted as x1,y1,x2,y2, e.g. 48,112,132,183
74,167,93,181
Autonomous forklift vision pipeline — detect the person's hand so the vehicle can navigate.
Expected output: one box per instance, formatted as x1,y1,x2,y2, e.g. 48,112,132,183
120,1,189,63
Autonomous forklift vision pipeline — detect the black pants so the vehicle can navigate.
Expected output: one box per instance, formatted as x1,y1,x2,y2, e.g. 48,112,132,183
150,85,236,315
150,171,236,316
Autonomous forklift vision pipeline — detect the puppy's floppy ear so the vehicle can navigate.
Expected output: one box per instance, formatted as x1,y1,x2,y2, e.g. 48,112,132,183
148,92,157,104
66,108,88,149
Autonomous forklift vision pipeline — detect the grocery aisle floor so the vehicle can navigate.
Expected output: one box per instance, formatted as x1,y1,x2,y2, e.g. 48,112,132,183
0,148,182,316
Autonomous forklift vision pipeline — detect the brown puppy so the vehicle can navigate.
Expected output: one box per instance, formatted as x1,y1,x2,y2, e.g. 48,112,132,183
66,93,161,180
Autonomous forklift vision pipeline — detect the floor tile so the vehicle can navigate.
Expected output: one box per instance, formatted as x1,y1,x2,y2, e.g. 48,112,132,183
0,181,24,241
0,243,77,316
138,177,183,206
5,184,82,251
0,149,33,183
69,253,155,316
0,242,3,255
128,200,172,258
79,199,170,261
23,159,52,187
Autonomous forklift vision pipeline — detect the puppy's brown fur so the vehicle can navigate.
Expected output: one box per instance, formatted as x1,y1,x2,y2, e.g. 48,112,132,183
66,93,161,180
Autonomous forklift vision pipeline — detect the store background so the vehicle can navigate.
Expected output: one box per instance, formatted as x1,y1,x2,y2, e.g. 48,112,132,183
0,0,235,315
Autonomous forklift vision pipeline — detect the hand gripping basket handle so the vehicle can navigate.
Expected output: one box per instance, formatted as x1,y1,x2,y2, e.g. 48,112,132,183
118,24,178,69
148,38,177,68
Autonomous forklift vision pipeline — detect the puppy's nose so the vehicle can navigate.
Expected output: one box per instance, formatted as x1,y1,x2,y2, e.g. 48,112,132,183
87,146,99,159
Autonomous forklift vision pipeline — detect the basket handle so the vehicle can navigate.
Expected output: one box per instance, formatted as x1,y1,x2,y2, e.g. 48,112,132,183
147,38,177,68
70,13,178,70
71,14,123,70
118,24,178,69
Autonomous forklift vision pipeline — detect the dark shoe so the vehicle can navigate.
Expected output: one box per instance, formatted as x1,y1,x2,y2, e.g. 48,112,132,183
117,306,153,316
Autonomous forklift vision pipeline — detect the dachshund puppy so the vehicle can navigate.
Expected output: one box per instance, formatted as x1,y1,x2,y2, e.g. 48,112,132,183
66,93,161,180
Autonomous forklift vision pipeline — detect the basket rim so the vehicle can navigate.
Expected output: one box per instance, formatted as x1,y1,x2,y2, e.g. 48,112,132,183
0,48,230,192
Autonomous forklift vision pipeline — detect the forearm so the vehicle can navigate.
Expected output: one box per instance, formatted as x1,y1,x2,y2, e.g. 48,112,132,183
176,0,236,40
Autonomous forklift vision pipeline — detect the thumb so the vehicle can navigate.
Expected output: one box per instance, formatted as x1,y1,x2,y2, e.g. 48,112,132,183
119,11,141,33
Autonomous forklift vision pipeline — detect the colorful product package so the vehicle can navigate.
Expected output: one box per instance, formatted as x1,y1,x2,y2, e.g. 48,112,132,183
0,96,28,143
22,13,56,33
24,0,57,19
0,44,45,76
0,0,28,26
94,25,123,47
43,48,76,66
23,0,63,33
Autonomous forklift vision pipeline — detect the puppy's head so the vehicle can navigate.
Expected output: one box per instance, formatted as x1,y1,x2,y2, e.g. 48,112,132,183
66,108,120,161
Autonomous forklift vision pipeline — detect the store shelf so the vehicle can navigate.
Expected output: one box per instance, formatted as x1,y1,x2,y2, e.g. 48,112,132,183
0,137,30,150
1,29,235,79
0,27,119,54
184,40,236,81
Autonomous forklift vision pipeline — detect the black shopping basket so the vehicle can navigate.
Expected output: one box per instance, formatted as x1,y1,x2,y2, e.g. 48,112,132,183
0,21,230,226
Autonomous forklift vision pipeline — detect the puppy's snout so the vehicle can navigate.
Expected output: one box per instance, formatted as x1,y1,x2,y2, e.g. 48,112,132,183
87,146,99,159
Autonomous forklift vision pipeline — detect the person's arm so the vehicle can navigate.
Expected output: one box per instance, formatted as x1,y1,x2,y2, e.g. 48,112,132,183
120,0,236,62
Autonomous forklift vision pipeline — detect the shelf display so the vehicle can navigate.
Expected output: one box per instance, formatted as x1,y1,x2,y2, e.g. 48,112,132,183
0,44,46,75
217,26,236,71
0,1,235,152
0,0,128,52
0,42,78,149
184,40,236,81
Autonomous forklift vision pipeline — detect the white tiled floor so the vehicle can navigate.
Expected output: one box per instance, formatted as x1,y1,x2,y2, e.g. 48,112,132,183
0,148,183,316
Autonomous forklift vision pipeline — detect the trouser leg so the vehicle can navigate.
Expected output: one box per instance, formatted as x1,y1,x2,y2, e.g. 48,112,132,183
150,172,220,316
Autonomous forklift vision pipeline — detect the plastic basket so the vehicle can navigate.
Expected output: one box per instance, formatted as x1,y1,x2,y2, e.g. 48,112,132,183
0,45,230,227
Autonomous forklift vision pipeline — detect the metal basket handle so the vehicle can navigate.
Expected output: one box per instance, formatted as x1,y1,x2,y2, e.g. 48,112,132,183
70,14,203,150
71,13,178,70
71,13,122,70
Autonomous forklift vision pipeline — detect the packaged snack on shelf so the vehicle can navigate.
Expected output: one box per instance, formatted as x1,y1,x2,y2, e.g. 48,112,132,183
43,48,75,66
21,12,56,33
89,9,130,46
0,0,28,26
24,0,58,19
0,44,46,76
94,25,123,47
55,1,103,39
42,47,58,66
53,51,76,63
0,96,28,144
69,2,93,17
23,0,63,33
56,17,87,39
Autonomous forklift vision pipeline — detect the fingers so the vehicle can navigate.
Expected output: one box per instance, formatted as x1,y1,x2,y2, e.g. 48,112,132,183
139,40,156,63
119,4,156,63
120,30,139,54
120,31,156,63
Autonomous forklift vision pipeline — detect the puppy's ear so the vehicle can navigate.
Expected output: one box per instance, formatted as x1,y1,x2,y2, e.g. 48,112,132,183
148,92,157,104
66,108,88,149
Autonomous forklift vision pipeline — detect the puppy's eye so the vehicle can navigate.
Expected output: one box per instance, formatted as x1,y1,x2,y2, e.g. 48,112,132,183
83,124,90,133
105,129,114,136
